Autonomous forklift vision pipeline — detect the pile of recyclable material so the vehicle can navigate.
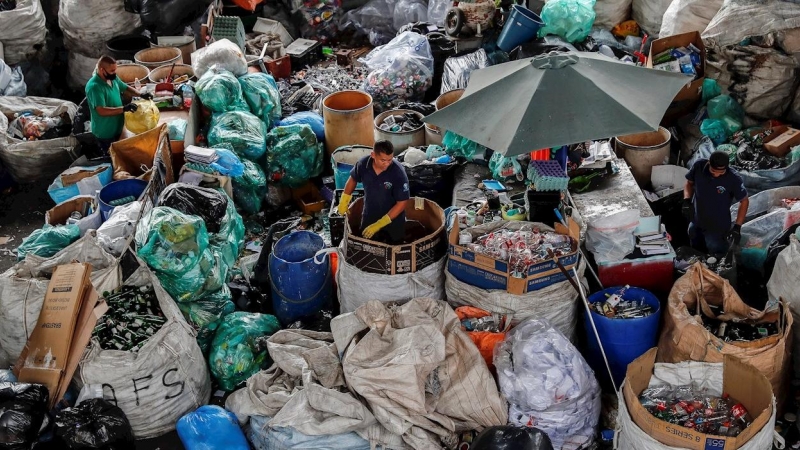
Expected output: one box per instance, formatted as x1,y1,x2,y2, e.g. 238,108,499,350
651,44,703,80
590,285,655,319
376,111,423,132
460,227,573,278
528,160,569,191
639,386,753,436
700,315,780,343
92,285,167,352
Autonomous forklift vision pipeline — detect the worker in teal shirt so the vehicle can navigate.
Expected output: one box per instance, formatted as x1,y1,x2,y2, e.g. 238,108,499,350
85,55,151,154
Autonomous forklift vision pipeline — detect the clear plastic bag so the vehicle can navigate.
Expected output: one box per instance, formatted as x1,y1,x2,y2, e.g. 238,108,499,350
177,405,249,450
16,224,81,261
124,99,160,134
427,0,450,26
178,286,235,354
207,111,267,162
489,151,523,181
135,206,210,276
232,159,268,215
264,124,324,188
238,72,282,129
209,312,281,391
343,0,395,46
538,0,597,43
209,191,245,269
360,32,434,110
97,201,141,256
157,249,227,303
585,209,639,263
494,319,600,450
191,39,248,79
441,49,490,94
195,68,249,113
392,0,428,31
168,118,188,141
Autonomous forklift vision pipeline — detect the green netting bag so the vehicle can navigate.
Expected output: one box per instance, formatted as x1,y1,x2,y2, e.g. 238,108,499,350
208,111,267,162
135,207,209,276
443,130,484,161
264,124,323,188
232,159,267,215
195,67,249,113
238,72,282,129
209,191,245,268
16,224,81,261
179,285,235,354
210,312,281,391
156,249,227,303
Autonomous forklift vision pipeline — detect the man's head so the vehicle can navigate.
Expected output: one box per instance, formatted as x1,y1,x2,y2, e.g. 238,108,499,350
708,151,730,178
371,140,395,172
97,56,117,81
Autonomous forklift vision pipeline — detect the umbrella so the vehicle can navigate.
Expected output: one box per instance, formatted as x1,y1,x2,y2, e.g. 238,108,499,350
423,51,693,157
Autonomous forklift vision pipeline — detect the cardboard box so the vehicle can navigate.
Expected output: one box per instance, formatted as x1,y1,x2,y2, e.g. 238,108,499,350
447,219,580,295
14,263,107,408
648,31,706,126
623,348,773,450
291,182,326,215
344,197,446,275
764,127,800,157
61,166,107,187
45,195,103,235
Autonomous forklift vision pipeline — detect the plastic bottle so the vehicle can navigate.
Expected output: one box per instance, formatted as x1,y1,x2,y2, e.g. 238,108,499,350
182,84,194,108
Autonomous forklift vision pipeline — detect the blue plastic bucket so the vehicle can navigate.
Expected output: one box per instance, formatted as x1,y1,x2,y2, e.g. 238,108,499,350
497,5,544,52
269,231,333,325
583,286,661,388
331,145,372,189
98,179,148,221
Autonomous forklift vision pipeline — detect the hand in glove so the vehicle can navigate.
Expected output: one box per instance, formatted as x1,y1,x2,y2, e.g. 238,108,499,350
140,92,154,101
337,193,352,216
123,103,138,113
681,198,694,222
362,215,392,239
729,224,742,245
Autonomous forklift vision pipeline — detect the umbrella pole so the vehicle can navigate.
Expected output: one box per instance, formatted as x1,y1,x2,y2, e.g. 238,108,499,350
549,249,618,392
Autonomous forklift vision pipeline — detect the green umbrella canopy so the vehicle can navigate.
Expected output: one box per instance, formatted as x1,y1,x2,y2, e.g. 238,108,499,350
423,51,693,157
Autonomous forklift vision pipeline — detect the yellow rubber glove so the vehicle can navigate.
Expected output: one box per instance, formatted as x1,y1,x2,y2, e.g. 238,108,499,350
337,193,352,216
363,214,392,239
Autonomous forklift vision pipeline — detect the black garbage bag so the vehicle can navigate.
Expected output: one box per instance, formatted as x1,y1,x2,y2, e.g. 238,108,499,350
425,31,456,102
398,153,459,208
126,0,212,36
53,399,135,450
397,102,436,116
0,382,49,450
252,217,303,291
471,426,554,450
286,308,335,332
159,183,229,233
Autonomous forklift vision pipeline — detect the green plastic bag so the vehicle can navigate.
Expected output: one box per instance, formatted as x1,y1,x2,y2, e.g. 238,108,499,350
156,248,228,303
232,159,267,215
208,111,267,162
195,67,249,113
16,224,80,261
264,124,323,188
707,95,745,135
716,144,738,163
135,207,209,276
701,79,722,106
538,0,596,43
443,130,484,161
179,285,235,354
239,72,282,129
210,312,281,391
700,119,729,145
209,191,245,269
489,152,522,181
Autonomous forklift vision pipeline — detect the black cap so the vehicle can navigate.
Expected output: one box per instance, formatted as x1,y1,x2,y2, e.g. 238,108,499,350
709,151,730,170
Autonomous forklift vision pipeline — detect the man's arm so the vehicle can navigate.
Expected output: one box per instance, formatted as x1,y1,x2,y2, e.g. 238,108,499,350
683,179,694,200
386,199,408,220
735,197,749,226
94,106,125,117
343,176,356,195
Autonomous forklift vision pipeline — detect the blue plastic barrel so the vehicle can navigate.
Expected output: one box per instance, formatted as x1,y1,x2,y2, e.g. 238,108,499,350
496,5,544,52
269,231,333,325
98,179,148,221
583,286,661,388
331,145,372,189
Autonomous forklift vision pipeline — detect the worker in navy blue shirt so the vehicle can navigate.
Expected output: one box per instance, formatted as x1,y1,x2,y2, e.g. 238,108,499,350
682,151,749,254
337,140,410,244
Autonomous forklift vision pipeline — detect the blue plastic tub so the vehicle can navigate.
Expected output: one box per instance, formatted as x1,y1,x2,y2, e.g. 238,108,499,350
98,179,148,221
497,5,544,52
583,286,661,388
269,231,333,325
331,145,372,189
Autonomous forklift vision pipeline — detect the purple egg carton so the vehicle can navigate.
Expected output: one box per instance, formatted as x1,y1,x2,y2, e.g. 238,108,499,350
530,160,567,178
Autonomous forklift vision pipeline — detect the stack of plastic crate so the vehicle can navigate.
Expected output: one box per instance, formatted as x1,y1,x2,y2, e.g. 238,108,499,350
212,16,246,52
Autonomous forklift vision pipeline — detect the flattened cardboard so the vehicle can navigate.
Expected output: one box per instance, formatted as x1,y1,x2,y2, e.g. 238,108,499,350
14,263,105,408
648,31,706,126
447,218,580,295
623,348,773,450
61,166,106,187
344,197,446,275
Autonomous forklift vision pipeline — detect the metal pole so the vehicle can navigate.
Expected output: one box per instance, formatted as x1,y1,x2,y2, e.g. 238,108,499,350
574,264,618,393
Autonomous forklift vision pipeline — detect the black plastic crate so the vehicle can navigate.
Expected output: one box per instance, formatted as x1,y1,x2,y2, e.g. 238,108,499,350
285,38,323,70
525,189,563,225
329,189,364,248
